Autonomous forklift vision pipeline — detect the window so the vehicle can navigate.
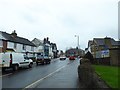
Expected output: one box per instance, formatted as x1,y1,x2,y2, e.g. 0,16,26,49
23,45,26,50
14,43,17,49
0,40,2,47
95,47,98,50
31,46,34,51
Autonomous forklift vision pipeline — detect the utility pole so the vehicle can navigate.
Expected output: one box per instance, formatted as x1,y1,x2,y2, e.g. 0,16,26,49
75,35,80,49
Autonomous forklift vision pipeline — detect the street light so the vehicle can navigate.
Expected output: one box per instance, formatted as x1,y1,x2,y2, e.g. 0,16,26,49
75,35,80,49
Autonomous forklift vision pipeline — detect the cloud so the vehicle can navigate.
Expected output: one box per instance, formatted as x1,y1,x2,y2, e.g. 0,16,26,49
0,0,119,51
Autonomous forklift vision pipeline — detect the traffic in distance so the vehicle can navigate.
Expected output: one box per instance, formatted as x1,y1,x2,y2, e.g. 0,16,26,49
0,48,78,71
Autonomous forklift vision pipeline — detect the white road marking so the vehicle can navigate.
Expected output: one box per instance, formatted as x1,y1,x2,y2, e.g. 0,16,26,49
0,73,13,78
23,65,66,89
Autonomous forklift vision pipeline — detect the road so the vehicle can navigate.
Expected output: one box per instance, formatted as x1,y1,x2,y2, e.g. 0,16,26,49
1,58,80,89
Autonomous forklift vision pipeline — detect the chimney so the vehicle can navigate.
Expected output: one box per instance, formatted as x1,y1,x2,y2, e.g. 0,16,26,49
43,38,46,44
104,36,111,47
47,37,49,41
11,30,17,38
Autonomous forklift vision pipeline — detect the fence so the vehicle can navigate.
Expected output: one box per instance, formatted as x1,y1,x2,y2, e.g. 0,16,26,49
92,57,110,65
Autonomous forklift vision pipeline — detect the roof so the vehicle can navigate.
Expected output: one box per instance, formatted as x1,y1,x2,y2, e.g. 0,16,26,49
88,40,93,47
94,38,105,46
1,31,36,47
111,40,120,46
32,38,43,47
93,38,120,46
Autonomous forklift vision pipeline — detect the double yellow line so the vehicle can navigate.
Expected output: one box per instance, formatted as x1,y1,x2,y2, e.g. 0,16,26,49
22,65,66,89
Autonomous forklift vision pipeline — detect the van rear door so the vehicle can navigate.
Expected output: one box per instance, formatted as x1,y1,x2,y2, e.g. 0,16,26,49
0,53,10,67
0,53,2,67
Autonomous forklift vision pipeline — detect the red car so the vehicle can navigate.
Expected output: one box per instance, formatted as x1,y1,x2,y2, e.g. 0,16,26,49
68,56,76,60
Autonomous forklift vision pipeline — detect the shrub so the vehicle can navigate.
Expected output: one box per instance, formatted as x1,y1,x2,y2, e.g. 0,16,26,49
83,51,94,63
80,58,91,65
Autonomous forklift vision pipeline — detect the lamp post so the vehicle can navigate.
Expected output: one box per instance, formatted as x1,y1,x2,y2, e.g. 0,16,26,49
75,35,80,49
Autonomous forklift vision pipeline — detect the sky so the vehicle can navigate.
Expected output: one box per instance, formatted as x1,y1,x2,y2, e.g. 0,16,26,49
0,0,119,51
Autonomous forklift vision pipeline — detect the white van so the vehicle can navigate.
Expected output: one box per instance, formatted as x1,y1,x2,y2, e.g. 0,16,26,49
0,53,33,71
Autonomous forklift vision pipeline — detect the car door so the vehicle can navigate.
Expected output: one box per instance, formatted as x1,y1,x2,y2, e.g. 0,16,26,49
22,55,30,66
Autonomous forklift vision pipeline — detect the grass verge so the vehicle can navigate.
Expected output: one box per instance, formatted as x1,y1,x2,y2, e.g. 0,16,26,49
92,65,119,88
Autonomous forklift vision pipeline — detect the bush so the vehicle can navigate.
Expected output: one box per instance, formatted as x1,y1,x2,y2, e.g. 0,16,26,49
83,51,94,63
80,58,91,65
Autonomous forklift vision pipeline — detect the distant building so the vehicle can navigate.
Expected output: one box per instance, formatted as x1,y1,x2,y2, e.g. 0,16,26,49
65,48,85,57
32,37,58,58
51,43,58,58
0,30,36,57
87,37,120,58
32,38,44,53
86,37,120,66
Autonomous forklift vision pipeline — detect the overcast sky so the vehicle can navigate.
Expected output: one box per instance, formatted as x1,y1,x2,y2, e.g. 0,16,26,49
0,0,119,51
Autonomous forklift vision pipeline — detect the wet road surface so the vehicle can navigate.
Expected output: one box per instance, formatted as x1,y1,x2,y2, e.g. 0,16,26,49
1,58,80,88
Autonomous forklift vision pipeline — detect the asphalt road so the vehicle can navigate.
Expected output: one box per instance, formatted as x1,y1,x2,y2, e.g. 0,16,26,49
1,58,80,89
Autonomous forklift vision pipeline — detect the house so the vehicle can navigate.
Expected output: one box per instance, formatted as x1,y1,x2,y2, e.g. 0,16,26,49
87,37,120,58
0,30,36,57
86,37,120,66
51,43,58,58
32,38,44,53
109,48,120,66
32,37,58,58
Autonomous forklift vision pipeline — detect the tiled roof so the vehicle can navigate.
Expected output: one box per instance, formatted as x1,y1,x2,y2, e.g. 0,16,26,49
94,38,105,46
111,40,120,46
94,38,120,46
1,31,36,47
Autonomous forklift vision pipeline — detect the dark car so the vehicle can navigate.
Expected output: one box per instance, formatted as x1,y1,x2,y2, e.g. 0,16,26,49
36,56,51,65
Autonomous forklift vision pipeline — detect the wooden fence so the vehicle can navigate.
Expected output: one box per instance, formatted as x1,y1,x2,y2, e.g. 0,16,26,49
91,57,110,65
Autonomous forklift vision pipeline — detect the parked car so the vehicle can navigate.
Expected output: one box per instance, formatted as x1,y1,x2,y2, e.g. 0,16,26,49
36,53,51,65
0,53,33,71
59,56,66,60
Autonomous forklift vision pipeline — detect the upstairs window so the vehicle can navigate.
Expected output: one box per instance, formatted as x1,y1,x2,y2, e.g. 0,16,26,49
31,46,34,51
14,43,17,49
23,45,26,50
0,40,2,47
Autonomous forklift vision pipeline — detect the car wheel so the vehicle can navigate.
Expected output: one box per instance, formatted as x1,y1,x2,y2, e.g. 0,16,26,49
48,61,50,64
29,63,32,68
42,62,44,65
36,62,38,66
2,68,5,72
13,65,19,71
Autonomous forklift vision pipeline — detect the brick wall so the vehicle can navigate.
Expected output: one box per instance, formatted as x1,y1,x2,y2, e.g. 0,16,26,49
109,48,120,66
92,48,120,66
93,57,110,65
0,48,2,52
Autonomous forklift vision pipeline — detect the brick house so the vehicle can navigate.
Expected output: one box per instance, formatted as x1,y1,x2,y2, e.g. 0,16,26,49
87,37,120,66
0,30,36,57
87,37,120,58
109,48,120,66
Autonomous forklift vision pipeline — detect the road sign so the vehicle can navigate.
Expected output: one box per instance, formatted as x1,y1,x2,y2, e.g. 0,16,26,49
102,50,109,53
